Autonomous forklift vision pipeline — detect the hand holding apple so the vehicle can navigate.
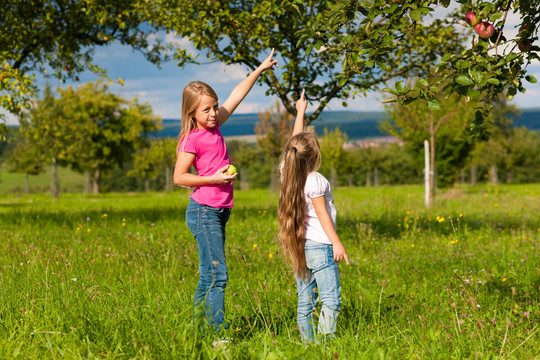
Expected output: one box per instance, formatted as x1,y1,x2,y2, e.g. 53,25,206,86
226,164,237,176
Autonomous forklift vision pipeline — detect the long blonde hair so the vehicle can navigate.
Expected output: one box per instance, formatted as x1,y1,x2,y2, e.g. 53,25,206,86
178,81,218,151
278,132,322,279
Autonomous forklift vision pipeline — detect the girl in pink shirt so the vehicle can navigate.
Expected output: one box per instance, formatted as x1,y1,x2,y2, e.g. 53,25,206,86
174,49,278,333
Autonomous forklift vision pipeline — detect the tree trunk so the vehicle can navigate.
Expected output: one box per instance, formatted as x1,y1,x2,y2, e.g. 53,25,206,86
93,166,101,194
429,131,435,204
460,169,465,184
489,165,498,185
348,174,353,187
84,171,92,193
330,166,337,189
365,170,371,187
506,171,512,184
240,168,249,191
374,167,379,188
165,167,171,191
471,164,477,186
145,179,150,192
51,155,59,198
24,174,29,194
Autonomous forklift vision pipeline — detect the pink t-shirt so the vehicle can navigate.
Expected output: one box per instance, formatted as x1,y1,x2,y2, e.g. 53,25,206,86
178,125,233,208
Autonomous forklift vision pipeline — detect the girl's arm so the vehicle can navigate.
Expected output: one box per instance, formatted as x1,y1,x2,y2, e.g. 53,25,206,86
218,49,278,126
312,196,350,264
292,89,307,136
173,151,237,187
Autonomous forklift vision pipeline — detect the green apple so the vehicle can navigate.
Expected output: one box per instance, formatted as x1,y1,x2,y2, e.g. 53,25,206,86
226,164,237,175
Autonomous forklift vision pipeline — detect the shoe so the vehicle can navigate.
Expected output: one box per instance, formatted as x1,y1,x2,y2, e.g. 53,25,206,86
212,337,232,349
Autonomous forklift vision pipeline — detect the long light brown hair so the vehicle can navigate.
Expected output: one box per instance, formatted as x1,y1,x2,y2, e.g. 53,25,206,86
178,81,218,151
278,132,322,279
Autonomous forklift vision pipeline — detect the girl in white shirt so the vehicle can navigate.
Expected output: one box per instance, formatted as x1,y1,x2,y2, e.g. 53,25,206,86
278,90,349,343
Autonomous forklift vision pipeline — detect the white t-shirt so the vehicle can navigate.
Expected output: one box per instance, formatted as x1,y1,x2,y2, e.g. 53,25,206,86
304,172,337,245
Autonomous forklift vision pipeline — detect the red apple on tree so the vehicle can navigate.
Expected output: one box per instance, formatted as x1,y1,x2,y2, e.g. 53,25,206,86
465,12,478,27
475,22,495,39
517,25,531,52
518,41,531,52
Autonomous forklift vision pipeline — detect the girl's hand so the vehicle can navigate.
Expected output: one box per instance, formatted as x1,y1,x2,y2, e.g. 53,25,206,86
333,242,350,265
213,165,238,184
296,89,307,114
260,48,278,71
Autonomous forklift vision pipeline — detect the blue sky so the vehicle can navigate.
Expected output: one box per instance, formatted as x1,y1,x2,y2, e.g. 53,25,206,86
4,8,539,125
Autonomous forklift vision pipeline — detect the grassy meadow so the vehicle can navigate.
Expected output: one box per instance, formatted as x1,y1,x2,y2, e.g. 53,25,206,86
0,184,539,359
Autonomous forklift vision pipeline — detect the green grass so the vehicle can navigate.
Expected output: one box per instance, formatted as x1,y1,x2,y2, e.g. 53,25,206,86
0,164,85,194
1,185,539,359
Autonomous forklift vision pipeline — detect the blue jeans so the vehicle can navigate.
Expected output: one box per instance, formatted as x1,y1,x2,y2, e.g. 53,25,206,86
186,198,231,332
296,239,342,343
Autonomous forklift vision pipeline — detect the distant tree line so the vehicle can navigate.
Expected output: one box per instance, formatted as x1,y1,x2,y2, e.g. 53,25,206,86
1,81,539,195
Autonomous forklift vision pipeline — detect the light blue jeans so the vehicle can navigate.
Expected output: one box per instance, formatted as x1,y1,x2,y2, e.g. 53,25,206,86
296,239,342,343
186,198,231,332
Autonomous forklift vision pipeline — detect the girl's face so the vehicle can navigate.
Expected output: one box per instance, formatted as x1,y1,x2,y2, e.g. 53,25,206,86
192,94,219,129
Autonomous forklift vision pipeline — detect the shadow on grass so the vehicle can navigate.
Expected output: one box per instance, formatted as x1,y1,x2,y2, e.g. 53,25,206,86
340,212,539,240
1,201,278,228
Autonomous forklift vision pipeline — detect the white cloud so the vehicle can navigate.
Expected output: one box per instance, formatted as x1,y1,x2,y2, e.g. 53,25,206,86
197,63,248,84
165,33,198,57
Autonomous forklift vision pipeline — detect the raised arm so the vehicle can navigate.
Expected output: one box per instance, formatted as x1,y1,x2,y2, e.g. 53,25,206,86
293,89,307,137
218,49,278,126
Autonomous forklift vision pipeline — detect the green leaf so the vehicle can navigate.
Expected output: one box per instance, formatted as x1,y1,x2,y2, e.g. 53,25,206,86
381,97,399,104
410,9,421,22
487,78,500,85
525,75,537,83
418,79,428,87
441,0,450,7
469,69,483,85
466,88,481,97
427,97,441,110
455,74,474,86
382,87,399,95
489,13,503,22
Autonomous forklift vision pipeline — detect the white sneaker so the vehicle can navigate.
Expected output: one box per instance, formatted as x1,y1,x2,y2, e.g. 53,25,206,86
212,337,232,349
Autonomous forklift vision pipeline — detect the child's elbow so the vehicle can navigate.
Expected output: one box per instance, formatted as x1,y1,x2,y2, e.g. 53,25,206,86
173,173,187,187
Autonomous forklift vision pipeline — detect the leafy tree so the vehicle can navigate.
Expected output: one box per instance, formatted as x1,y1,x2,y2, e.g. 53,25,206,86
382,80,478,200
6,128,46,193
129,137,177,191
346,143,420,187
254,100,293,189
148,0,461,126
21,83,78,197
301,0,539,138
255,100,294,159
0,0,191,136
319,127,348,189
472,101,540,184
56,81,161,194
226,140,261,190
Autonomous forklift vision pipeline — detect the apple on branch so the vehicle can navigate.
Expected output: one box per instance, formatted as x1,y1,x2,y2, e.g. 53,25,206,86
475,22,495,39
517,25,532,52
465,12,478,27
